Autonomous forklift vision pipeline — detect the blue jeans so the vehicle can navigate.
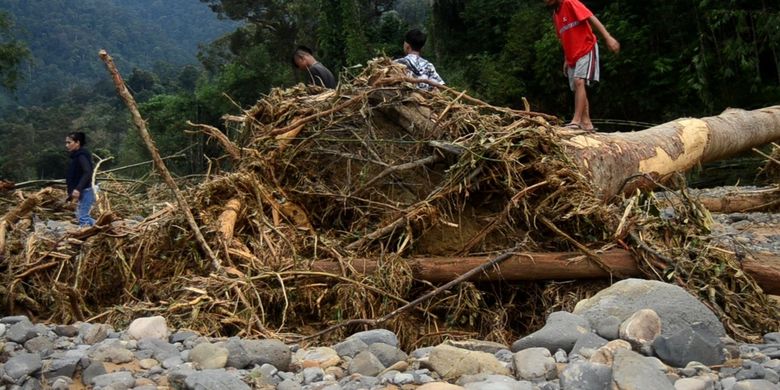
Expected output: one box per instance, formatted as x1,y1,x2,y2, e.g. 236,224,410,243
76,187,97,227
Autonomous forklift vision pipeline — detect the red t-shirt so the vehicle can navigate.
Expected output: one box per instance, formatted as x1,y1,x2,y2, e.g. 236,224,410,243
553,0,596,66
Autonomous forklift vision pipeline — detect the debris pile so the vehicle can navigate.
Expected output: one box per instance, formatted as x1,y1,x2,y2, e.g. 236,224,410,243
0,59,777,347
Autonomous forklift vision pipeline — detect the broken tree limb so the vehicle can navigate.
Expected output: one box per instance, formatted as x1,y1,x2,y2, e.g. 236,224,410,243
217,198,242,242
1,188,53,226
308,249,780,295
1,188,55,254
566,106,780,200
98,50,222,272
187,121,242,161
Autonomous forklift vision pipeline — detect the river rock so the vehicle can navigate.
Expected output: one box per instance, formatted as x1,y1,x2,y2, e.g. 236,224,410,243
573,279,725,339
620,309,662,354
348,350,385,376
559,361,612,390
571,332,608,357
732,379,780,390
368,342,408,367
653,322,725,367
190,342,229,369
334,336,369,358
4,352,42,381
612,348,675,389
428,344,511,380
184,368,252,390
292,346,341,369
513,347,557,382
418,383,466,390
127,316,169,341
346,328,399,348
6,318,36,343
511,311,591,353
459,373,534,390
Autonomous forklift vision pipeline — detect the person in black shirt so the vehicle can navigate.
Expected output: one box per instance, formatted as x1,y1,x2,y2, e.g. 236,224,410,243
65,131,96,227
292,45,337,89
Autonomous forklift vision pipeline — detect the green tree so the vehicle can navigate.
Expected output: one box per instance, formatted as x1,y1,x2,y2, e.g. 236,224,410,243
341,0,370,65
0,12,30,90
118,93,202,175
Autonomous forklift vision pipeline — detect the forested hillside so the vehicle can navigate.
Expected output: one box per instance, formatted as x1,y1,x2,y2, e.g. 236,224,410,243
0,0,777,184
0,0,238,180
0,0,237,107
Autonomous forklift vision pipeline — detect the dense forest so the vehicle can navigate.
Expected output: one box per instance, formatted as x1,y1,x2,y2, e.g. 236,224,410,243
0,0,778,183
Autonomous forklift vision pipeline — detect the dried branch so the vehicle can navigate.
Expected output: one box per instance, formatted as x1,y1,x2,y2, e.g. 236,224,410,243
99,49,221,272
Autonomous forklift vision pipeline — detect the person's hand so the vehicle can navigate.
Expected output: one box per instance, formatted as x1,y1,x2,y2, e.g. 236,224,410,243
562,62,568,77
605,36,620,53
71,190,80,201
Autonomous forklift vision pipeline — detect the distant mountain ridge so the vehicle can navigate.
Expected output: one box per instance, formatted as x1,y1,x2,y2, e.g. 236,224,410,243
0,0,237,105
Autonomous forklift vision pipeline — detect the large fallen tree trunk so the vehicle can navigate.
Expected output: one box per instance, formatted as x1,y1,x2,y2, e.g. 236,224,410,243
309,249,780,295
564,106,780,200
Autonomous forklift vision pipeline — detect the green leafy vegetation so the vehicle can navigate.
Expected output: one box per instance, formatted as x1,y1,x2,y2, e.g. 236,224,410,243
0,11,30,90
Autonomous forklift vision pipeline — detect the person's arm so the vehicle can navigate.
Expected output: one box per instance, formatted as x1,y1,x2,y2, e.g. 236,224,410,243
588,15,620,53
71,155,92,200
428,65,445,86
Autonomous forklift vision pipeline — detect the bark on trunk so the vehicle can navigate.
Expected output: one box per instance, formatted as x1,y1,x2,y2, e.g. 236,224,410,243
308,249,780,295
566,106,780,199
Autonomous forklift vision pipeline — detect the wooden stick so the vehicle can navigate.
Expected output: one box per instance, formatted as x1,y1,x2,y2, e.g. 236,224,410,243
187,121,242,160
98,50,222,272
217,198,242,242
356,155,443,193
754,147,780,167
268,95,363,136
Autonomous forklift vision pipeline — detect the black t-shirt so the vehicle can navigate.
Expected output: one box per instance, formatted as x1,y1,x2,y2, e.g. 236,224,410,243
308,62,337,88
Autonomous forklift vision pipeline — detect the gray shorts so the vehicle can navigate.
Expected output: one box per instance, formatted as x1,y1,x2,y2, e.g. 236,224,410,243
567,43,600,91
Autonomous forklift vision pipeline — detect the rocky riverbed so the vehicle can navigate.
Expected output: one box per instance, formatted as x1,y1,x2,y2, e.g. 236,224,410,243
1,278,779,390
4,186,778,389
656,186,780,255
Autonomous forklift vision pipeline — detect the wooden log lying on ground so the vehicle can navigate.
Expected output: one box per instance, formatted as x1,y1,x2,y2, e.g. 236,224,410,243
565,106,780,200
655,186,780,213
310,249,780,295
687,187,780,213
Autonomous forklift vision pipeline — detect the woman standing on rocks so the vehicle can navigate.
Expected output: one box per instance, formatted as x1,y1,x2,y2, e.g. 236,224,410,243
65,131,96,227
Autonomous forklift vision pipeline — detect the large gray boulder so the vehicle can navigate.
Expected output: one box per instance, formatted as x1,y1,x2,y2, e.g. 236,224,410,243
573,279,725,338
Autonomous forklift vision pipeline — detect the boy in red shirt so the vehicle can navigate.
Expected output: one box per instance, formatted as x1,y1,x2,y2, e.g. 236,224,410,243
546,0,620,132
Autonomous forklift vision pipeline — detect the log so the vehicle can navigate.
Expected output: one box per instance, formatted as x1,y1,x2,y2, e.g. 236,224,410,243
566,106,780,200
691,187,780,213
656,186,780,213
309,249,780,295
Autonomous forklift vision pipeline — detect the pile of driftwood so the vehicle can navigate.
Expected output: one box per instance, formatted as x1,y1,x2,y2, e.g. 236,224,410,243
0,55,779,347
